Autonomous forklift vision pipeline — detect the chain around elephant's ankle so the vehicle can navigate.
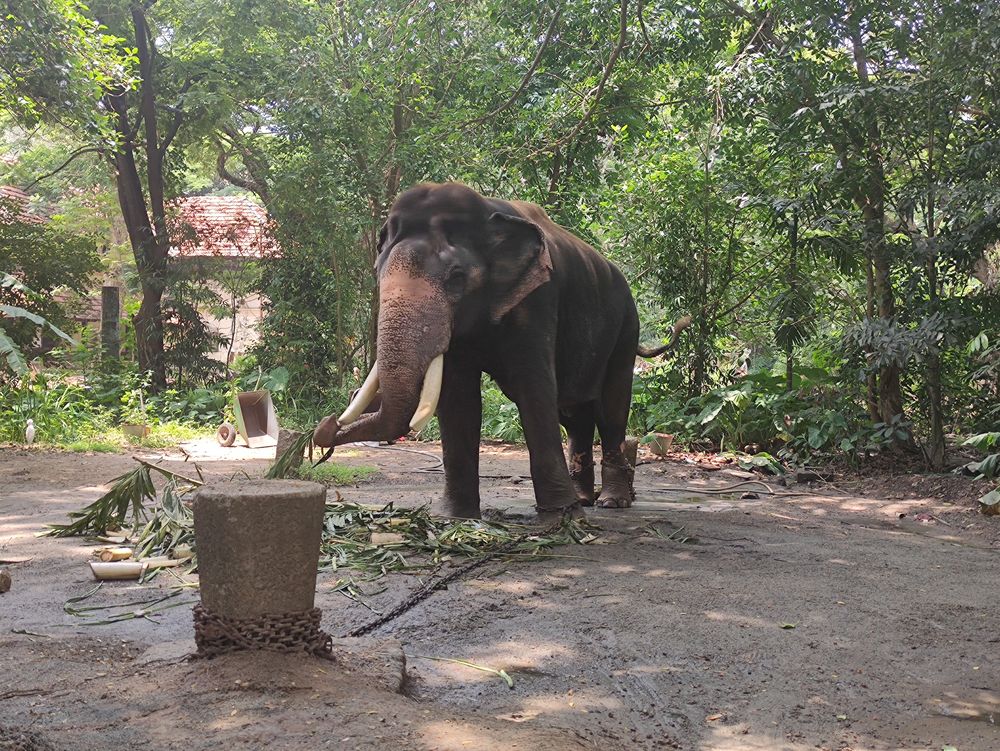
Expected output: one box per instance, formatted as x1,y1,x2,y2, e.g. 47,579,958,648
533,500,584,519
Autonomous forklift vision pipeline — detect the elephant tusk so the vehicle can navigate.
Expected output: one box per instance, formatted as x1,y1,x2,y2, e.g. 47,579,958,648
338,361,380,425
409,354,444,433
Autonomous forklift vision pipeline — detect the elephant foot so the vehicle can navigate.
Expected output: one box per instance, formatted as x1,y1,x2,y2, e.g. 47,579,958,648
440,493,482,520
597,450,635,510
598,494,632,509
534,501,586,526
569,452,596,507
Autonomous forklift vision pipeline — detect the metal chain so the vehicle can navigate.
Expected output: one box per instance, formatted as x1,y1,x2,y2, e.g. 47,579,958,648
190,516,573,648
345,518,566,638
0,725,58,751
193,605,334,659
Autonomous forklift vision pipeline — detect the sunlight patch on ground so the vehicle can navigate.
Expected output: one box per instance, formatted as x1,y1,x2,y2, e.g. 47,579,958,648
509,687,625,717
418,719,582,750
411,640,575,692
703,610,777,630
699,725,821,751
642,567,671,577
466,579,541,596
928,689,1000,723
547,566,587,577
604,564,637,574
176,438,277,462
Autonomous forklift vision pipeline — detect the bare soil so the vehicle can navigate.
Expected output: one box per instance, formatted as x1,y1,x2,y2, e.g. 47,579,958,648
1,439,998,751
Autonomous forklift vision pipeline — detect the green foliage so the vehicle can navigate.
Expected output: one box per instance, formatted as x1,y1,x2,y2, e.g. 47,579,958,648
961,433,1000,509
3,0,999,477
635,366,901,464
162,273,227,389
252,244,355,401
45,463,157,537
0,0,134,129
0,272,76,377
150,388,227,425
411,383,524,443
0,369,212,449
294,462,379,486
46,455,596,584
0,375,110,443
481,384,524,443
63,438,120,453
132,422,203,449
0,198,101,335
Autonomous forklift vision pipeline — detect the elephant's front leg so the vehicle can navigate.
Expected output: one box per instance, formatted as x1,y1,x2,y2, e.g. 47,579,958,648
437,354,483,518
511,379,581,519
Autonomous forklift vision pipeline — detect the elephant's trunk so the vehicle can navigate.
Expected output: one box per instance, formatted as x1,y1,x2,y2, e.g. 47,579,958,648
314,263,451,447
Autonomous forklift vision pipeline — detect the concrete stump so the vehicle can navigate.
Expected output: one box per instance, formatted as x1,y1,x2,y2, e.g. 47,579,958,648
193,480,326,619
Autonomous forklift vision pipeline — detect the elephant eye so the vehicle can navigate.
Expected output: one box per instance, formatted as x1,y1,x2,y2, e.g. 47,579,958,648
444,264,466,292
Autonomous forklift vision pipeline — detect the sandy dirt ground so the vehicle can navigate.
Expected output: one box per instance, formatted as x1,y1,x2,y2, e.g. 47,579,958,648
1,439,998,751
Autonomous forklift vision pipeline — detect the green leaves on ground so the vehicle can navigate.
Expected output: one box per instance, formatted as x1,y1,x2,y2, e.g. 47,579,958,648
44,459,202,539
46,457,599,582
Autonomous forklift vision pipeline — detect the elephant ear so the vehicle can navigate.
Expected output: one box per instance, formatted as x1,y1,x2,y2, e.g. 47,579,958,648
487,211,553,323
377,221,389,252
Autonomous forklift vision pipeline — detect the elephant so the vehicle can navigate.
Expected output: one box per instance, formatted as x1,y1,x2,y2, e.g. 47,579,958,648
314,182,685,520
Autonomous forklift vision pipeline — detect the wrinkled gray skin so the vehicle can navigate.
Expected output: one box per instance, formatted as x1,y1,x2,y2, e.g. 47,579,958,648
315,182,649,519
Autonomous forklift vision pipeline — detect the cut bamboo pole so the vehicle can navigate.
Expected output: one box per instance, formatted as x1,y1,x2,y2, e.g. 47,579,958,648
97,547,134,562
89,561,145,580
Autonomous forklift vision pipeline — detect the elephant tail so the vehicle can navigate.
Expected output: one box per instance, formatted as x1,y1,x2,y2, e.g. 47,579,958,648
637,315,692,358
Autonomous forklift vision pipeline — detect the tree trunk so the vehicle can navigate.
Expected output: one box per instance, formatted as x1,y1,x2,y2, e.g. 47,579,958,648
106,95,168,389
101,4,171,391
923,100,946,470
869,217,903,425
785,211,798,391
851,22,906,432
863,258,880,421
925,349,945,469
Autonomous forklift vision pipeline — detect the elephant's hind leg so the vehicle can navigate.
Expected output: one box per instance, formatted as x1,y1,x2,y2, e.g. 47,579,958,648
595,340,637,510
561,404,596,506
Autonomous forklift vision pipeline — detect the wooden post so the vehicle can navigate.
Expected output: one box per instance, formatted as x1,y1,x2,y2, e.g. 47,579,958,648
101,285,120,361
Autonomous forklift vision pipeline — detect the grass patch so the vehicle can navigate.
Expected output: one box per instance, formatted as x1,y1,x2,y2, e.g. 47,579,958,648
295,462,379,486
128,422,205,448
31,422,209,453
64,439,121,453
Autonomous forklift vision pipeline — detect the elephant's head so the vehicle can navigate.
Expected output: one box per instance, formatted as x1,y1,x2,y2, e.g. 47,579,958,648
314,182,552,447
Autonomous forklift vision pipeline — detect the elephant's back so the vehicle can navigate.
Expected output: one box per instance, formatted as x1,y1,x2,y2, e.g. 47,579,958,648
525,212,637,403
497,198,639,403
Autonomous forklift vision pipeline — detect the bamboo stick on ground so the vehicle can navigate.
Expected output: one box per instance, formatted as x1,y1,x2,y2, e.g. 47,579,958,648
89,561,145,580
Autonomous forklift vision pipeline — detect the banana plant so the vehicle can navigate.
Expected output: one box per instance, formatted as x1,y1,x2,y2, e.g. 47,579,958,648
1,272,75,376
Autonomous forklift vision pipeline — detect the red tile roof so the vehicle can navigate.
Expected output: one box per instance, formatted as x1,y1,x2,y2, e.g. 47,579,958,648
0,185,44,224
169,195,279,258
52,290,104,321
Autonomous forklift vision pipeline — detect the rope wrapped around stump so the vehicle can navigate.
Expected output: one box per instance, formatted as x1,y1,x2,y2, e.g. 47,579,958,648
193,604,334,659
